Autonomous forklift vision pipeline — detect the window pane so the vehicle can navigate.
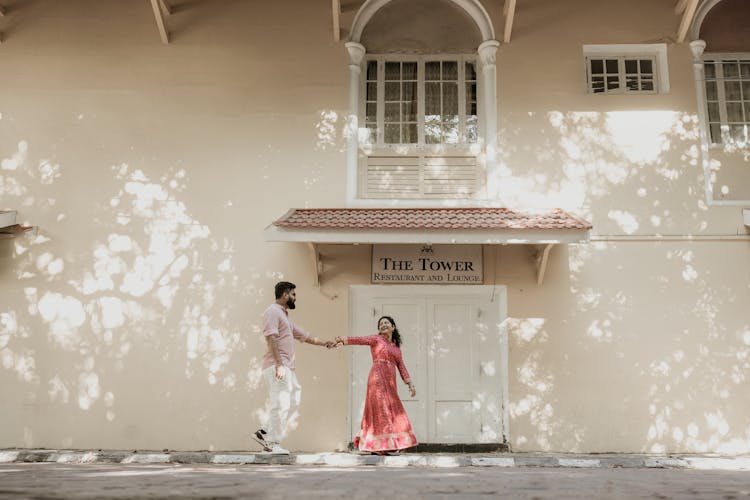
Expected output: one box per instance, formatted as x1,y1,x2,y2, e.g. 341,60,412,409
385,62,401,80
606,59,618,73
465,61,477,80
403,101,417,122
707,102,720,121
729,124,746,142
626,76,639,91
402,81,416,101
641,79,654,91
723,62,740,78
727,102,744,122
443,82,458,115
466,116,478,143
705,81,718,100
425,61,441,80
709,123,722,143
385,82,400,101
366,82,377,101
384,124,400,143
443,116,459,143
742,81,750,100
606,76,619,90
384,103,400,122
725,81,742,100
590,59,604,74
442,61,458,80
365,123,377,142
745,103,750,122
425,82,441,115
402,123,418,144
624,60,638,74
466,82,476,103
466,82,477,116
367,61,378,80
704,62,716,79
402,62,417,80
640,59,653,74
591,75,605,93
366,103,377,121
741,63,750,79
425,116,441,144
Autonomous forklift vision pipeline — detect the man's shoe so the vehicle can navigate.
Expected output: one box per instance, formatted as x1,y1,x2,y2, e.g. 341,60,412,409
252,429,270,451
262,443,290,455
254,429,268,444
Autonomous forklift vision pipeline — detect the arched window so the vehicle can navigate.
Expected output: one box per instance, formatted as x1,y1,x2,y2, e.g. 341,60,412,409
345,0,499,204
694,0,750,146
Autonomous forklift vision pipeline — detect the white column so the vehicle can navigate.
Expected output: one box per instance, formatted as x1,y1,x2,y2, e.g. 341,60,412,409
690,39,713,205
478,40,500,200
345,42,366,204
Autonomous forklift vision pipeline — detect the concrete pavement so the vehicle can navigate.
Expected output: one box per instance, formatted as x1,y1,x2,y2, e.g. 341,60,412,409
1,462,750,499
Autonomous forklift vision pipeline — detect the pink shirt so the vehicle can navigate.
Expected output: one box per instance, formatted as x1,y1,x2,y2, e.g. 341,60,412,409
262,303,310,371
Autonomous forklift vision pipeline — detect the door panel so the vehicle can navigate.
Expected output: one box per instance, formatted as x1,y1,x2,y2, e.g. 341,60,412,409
429,300,479,442
431,302,476,400
434,401,478,441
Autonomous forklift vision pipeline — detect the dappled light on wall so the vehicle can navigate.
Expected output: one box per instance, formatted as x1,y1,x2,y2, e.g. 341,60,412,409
494,110,704,216
0,140,281,448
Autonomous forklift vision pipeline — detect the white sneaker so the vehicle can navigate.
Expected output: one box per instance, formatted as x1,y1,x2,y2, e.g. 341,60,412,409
262,443,290,455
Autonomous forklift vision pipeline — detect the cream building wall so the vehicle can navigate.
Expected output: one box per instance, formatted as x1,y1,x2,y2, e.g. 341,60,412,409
1,0,748,454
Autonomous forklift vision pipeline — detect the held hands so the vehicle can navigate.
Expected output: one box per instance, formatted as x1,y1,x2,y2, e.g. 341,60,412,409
321,337,344,349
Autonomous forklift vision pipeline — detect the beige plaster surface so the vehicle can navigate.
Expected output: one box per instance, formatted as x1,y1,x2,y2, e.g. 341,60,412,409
0,0,748,454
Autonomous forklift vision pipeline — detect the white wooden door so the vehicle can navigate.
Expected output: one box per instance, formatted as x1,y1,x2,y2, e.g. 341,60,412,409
349,285,507,444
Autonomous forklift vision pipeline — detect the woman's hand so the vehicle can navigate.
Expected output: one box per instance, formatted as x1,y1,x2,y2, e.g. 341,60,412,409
407,381,416,397
334,336,345,347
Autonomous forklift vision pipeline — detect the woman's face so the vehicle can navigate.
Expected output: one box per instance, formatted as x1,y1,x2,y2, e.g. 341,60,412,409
378,317,395,336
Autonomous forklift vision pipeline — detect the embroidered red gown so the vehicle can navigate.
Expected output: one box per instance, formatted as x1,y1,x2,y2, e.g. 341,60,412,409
346,334,418,452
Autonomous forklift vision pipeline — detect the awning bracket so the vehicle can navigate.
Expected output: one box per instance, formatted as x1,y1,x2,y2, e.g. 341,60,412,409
308,242,323,288
532,243,554,285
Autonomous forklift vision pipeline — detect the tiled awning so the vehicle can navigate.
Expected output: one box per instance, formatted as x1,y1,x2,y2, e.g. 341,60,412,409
265,208,591,245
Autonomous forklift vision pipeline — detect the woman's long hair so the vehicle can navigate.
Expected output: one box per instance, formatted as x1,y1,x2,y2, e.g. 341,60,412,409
378,315,402,347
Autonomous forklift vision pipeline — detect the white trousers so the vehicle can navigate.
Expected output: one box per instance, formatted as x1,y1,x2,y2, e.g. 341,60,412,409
263,365,302,444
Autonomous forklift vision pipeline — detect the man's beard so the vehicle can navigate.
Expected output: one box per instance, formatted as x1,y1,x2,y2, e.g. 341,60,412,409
286,298,296,309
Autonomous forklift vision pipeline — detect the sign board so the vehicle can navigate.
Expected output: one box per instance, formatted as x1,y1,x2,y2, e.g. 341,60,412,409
371,245,483,284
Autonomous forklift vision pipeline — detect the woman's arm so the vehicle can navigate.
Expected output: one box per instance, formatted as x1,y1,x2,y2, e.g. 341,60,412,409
395,348,416,397
335,335,379,346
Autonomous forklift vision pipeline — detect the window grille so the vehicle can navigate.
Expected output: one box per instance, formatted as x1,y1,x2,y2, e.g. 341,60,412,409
586,56,657,94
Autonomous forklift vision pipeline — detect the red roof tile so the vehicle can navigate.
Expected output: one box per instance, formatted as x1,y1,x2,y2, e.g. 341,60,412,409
273,208,591,231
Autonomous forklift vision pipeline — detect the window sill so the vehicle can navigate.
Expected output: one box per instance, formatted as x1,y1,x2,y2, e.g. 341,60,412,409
360,144,481,155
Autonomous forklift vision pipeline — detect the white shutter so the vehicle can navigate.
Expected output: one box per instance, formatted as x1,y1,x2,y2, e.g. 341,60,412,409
366,155,477,199
423,156,477,197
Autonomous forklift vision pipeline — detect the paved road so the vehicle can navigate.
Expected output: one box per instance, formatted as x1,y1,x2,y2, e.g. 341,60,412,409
1,463,749,499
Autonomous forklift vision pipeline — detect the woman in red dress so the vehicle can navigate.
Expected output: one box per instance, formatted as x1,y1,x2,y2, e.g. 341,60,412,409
336,315,417,454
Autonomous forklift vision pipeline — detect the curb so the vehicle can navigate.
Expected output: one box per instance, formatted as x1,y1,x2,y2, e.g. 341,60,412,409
2,450,750,470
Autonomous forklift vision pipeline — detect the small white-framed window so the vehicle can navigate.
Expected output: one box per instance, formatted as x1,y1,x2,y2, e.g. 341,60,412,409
702,54,750,146
362,54,478,147
586,56,657,94
582,44,669,95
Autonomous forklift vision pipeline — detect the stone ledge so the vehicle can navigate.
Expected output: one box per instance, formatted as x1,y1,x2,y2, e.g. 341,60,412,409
1,450,749,470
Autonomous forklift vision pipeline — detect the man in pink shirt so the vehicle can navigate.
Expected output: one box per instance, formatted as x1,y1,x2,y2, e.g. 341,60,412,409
254,281,334,454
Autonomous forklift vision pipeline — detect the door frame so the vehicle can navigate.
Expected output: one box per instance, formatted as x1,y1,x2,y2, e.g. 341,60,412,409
347,284,509,445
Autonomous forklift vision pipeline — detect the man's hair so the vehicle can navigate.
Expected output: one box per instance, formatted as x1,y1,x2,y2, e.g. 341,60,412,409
275,281,296,299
